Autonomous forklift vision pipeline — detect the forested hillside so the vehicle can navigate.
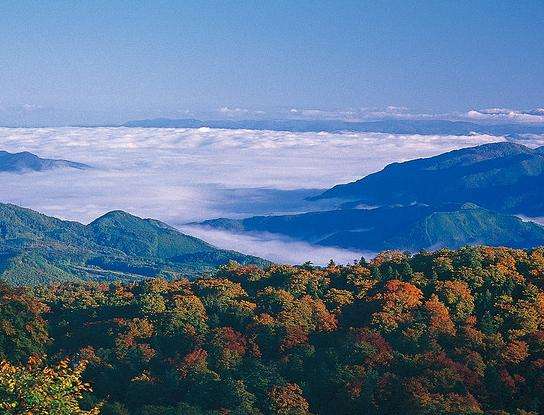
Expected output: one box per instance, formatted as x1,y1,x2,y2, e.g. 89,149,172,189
0,203,267,285
2,246,544,414
201,203,544,251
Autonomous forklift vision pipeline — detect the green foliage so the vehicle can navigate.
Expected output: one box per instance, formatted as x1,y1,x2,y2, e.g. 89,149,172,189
0,203,268,286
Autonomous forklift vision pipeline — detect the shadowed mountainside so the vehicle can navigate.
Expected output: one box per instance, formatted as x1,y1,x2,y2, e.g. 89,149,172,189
312,142,544,216
0,150,90,172
200,203,544,252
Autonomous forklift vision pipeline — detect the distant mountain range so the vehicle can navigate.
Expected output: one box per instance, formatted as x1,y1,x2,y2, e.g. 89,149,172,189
123,118,544,136
200,203,544,252
0,203,267,285
200,142,544,252
0,150,90,172
312,142,544,216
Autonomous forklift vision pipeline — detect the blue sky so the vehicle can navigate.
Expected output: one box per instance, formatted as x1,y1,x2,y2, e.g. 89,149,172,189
0,1,543,125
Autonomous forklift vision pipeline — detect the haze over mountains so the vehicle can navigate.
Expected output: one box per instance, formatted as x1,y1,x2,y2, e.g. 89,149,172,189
1,127,543,264
200,203,544,252
0,203,267,285
123,117,544,136
200,142,544,252
0,150,89,172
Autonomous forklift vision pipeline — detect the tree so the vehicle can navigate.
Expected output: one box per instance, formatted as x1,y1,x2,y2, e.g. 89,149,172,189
370,280,422,332
0,356,100,414
268,383,311,415
435,280,474,323
0,281,49,362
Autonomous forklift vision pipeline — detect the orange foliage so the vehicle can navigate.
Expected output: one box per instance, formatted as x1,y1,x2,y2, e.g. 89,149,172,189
371,280,422,331
501,340,529,365
425,295,456,336
177,348,209,378
268,383,311,415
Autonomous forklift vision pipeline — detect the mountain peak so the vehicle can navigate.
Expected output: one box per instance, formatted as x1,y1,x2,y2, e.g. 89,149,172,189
0,150,90,172
453,141,533,156
0,203,267,285
90,210,174,231
92,209,138,222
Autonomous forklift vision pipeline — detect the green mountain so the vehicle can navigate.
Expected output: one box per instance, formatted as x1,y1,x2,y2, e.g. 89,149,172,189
0,150,90,172
312,142,544,216
200,203,544,252
0,203,267,285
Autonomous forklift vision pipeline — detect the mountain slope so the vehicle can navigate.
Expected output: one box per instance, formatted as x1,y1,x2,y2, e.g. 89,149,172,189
313,142,544,216
0,204,267,285
200,203,544,252
87,210,218,259
0,150,90,172
122,118,544,136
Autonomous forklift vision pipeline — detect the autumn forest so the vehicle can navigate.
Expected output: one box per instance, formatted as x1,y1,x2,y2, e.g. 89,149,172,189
2,246,544,414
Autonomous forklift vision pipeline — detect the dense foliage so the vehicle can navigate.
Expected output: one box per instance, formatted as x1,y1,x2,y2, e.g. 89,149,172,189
2,246,544,414
0,357,100,414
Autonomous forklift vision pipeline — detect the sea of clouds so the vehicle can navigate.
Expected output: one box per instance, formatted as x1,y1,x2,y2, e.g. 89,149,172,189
1,126,538,264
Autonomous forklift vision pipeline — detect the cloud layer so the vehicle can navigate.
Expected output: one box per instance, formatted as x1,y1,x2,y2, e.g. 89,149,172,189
217,106,544,124
3,104,544,127
466,108,544,124
0,126,531,263
180,225,373,265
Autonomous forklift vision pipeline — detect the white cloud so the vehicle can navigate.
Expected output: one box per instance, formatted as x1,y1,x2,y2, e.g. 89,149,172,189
179,225,373,265
284,106,418,121
466,108,544,124
217,107,266,117
218,106,249,115
278,106,544,124
0,126,519,262
516,215,544,226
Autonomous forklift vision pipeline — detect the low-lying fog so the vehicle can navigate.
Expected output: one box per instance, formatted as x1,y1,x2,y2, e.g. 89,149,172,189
0,126,532,264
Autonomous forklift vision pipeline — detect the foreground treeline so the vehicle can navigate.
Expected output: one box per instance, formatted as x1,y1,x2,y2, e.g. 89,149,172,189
2,247,544,414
